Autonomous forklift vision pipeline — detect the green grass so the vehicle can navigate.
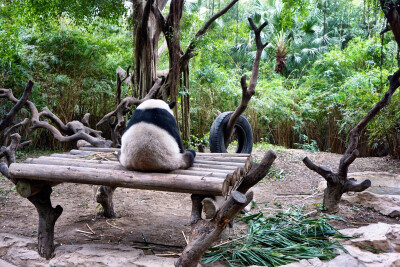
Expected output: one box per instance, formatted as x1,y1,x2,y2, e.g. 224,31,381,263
253,142,286,152
202,207,349,266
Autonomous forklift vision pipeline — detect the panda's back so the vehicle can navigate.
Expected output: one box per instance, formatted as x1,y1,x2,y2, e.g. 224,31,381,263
119,106,185,171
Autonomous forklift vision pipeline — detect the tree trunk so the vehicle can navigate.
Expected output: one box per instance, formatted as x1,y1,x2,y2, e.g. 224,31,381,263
181,65,191,143
133,0,159,98
28,186,63,259
322,182,344,212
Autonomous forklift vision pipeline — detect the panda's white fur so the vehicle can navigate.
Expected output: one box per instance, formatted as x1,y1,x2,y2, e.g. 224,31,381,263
136,99,174,115
119,99,195,172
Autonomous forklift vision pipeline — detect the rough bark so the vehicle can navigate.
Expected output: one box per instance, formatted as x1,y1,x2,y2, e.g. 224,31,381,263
0,132,62,260
303,69,400,212
176,151,276,266
27,186,63,259
96,186,117,218
380,0,400,46
0,133,23,184
0,80,33,131
176,191,252,267
224,19,268,144
1,81,110,148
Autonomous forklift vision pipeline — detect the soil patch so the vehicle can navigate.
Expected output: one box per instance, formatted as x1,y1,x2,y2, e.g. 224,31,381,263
1,148,399,263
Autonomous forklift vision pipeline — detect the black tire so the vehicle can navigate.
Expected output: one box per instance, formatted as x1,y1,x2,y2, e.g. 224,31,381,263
209,111,253,154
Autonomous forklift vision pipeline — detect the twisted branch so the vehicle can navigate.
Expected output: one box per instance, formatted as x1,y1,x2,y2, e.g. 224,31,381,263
0,80,33,131
303,69,400,211
224,18,268,143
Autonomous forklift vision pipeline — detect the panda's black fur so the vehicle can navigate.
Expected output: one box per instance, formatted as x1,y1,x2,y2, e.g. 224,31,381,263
119,99,196,172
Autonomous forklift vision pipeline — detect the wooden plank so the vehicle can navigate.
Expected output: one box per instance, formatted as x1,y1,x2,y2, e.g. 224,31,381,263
50,153,247,170
71,149,250,164
193,160,245,167
38,156,118,164
77,147,250,158
24,158,233,184
78,147,118,152
9,163,229,196
41,156,243,173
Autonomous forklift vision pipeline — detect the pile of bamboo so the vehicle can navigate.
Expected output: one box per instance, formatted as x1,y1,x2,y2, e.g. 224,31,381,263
9,147,251,197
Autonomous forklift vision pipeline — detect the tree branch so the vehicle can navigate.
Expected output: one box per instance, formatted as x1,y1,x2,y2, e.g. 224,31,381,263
2,118,30,146
303,157,333,180
237,150,276,194
97,78,162,127
180,0,239,66
303,69,400,211
380,0,400,46
224,18,268,143
344,178,372,193
38,107,70,133
0,80,33,131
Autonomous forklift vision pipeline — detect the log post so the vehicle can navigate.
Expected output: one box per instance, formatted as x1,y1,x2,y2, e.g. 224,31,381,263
177,150,276,267
27,186,63,259
96,186,117,218
176,191,252,267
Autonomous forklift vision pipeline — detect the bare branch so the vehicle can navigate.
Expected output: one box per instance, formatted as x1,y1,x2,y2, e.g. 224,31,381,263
1,133,21,167
303,69,400,212
157,40,168,59
97,78,162,127
303,157,333,179
176,191,252,267
380,0,400,46
81,113,90,127
224,19,268,142
181,0,239,65
237,150,276,194
344,178,372,193
0,162,10,180
38,107,69,133
2,118,30,146
0,80,33,131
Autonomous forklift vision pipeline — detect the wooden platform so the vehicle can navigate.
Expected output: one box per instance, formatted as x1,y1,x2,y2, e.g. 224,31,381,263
8,148,251,197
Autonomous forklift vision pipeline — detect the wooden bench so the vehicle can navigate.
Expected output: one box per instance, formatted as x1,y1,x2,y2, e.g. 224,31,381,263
7,147,252,262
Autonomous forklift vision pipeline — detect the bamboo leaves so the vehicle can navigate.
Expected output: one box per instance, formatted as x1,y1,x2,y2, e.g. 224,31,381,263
202,207,348,266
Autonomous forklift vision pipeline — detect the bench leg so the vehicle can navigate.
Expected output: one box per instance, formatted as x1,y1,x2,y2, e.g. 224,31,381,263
27,186,63,259
190,194,205,225
96,186,117,218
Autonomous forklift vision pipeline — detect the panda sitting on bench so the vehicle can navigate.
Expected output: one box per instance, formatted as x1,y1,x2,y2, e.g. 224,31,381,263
119,99,196,172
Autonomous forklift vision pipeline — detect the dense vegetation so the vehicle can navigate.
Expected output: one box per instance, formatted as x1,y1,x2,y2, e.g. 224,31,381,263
1,0,399,155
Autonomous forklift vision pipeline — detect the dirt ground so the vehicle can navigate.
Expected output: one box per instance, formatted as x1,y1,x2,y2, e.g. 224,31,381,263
1,147,400,258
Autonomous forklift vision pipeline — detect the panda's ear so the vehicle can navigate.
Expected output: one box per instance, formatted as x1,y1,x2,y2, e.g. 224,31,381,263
168,101,176,109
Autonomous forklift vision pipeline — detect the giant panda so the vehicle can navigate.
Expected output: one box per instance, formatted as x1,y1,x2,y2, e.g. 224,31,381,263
119,99,196,172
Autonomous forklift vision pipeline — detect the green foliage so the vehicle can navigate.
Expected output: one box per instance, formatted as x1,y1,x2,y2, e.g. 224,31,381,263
1,0,399,156
4,0,126,26
202,207,349,266
294,134,319,153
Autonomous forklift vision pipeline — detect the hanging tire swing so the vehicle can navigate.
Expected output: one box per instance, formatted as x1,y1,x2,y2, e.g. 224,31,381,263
209,111,253,154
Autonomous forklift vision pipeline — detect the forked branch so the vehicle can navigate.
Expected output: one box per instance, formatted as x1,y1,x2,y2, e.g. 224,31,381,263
0,80,33,131
303,69,400,212
224,18,268,143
